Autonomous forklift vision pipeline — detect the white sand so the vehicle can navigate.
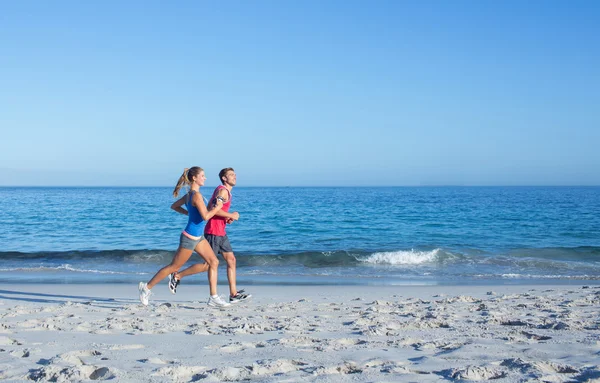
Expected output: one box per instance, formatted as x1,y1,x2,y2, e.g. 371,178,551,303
0,283,599,382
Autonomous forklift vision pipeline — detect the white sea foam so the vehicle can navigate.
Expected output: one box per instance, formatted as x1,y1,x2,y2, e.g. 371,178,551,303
472,273,598,280
362,249,440,265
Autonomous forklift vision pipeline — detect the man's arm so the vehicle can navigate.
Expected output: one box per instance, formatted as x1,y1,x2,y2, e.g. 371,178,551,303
213,189,240,220
194,192,223,221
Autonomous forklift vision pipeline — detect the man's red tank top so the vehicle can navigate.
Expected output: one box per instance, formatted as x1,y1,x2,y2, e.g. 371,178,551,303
204,185,231,236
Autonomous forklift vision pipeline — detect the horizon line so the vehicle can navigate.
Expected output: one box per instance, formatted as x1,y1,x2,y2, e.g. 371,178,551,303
1,185,599,188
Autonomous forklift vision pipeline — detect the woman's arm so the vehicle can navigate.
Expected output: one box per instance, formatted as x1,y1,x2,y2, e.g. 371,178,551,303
192,192,223,221
171,195,189,216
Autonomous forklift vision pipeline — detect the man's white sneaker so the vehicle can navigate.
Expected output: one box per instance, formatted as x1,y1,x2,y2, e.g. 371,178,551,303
138,282,151,306
207,295,231,308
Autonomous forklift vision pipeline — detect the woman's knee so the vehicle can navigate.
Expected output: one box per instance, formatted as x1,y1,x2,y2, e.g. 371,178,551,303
207,258,219,268
167,263,183,271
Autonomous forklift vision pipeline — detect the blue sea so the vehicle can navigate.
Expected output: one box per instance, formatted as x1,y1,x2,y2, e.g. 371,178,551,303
0,186,599,286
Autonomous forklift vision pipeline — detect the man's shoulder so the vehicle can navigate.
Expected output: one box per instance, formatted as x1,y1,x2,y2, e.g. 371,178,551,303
217,186,232,197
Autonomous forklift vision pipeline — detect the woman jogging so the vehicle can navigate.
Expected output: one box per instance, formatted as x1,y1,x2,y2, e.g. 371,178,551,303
138,166,230,307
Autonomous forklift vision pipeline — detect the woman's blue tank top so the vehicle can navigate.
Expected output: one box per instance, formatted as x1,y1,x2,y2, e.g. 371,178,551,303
183,190,206,237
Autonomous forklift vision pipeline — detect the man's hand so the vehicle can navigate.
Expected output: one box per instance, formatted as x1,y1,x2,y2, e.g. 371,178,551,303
226,212,239,224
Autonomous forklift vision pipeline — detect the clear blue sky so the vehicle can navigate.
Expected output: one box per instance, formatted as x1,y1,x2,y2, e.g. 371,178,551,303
1,0,599,186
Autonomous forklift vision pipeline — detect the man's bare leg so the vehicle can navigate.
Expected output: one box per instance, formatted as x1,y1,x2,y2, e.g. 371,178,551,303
221,251,237,296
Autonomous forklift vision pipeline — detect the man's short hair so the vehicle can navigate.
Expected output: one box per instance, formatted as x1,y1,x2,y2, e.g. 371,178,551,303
219,168,234,185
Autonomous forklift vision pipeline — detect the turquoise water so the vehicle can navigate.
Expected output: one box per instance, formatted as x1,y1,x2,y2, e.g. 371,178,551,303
0,186,599,285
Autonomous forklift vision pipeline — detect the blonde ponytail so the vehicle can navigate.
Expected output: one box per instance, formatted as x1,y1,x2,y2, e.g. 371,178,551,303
172,166,203,197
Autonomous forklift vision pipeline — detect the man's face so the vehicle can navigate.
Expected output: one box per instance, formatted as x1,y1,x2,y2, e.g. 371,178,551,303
223,171,236,186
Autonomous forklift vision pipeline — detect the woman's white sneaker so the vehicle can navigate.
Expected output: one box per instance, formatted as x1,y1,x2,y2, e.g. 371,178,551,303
138,282,151,306
207,295,231,307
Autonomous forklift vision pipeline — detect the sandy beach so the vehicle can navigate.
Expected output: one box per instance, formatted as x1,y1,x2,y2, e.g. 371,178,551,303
0,283,599,382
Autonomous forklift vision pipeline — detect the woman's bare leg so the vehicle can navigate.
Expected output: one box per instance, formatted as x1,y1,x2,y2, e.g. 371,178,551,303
146,247,193,289
176,263,209,279
193,239,219,296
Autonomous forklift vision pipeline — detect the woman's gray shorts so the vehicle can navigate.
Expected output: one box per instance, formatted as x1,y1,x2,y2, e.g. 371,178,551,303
179,233,205,250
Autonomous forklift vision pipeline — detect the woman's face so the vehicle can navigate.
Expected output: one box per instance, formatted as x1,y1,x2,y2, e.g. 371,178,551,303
194,171,206,186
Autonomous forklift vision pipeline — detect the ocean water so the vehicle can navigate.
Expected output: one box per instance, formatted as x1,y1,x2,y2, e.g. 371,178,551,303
0,186,599,286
